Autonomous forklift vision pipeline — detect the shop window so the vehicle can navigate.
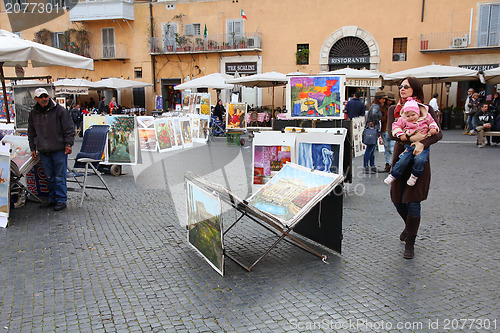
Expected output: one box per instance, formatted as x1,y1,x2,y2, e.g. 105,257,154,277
296,44,309,65
478,4,500,47
134,67,142,79
392,37,407,62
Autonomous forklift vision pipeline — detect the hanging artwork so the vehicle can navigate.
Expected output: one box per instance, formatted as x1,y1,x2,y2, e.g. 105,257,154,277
155,95,163,111
226,103,246,130
0,91,15,122
0,143,11,228
287,75,345,119
351,116,366,157
106,116,138,165
200,93,211,115
180,117,193,147
247,163,341,227
182,90,191,111
252,132,296,191
83,115,106,134
13,85,54,130
137,116,157,151
186,179,224,275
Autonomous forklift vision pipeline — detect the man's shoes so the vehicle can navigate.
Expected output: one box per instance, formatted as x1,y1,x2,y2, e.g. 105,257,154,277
39,201,56,209
53,203,67,211
364,167,376,174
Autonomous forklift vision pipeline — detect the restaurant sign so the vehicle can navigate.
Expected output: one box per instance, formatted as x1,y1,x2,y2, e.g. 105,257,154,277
459,64,499,72
225,62,257,75
346,78,382,87
329,56,370,65
55,86,89,95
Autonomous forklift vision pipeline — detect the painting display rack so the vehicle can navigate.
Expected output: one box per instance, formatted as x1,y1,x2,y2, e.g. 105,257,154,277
185,165,344,272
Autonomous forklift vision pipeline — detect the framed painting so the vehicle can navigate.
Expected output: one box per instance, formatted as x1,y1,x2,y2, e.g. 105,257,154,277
0,143,10,228
226,103,246,131
287,75,345,119
186,179,224,275
351,116,366,157
137,116,157,151
154,117,180,152
13,85,54,130
179,117,193,148
296,131,346,176
106,116,138,165
200,93,211,115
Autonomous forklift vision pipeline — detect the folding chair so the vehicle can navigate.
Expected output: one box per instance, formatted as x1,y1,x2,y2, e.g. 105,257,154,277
67,125,114,207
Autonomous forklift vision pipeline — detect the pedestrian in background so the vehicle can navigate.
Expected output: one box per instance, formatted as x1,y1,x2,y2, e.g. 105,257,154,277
463,88,474,134
345,90,365,120
387,77,442,259
467,92,480,135
429,93,441,125
379,91,396,172
363,91,385,174
98,96,106,114
28,88,75,212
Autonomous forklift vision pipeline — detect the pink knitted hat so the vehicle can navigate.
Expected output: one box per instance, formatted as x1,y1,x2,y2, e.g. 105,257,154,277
403,97,420,116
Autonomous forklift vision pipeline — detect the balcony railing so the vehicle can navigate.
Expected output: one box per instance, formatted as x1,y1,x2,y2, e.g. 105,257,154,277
420,30,500,51
69,0,134,22
149,33,262,54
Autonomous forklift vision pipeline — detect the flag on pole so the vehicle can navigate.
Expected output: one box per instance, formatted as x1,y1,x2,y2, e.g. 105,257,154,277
203,24,207,38
241,9,248,20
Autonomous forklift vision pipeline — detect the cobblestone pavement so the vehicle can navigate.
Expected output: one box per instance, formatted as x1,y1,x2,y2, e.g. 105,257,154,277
1,129,499,332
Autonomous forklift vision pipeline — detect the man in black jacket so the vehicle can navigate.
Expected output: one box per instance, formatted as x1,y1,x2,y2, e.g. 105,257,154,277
344,91,365,120
28,88,75,211
475,103,494,148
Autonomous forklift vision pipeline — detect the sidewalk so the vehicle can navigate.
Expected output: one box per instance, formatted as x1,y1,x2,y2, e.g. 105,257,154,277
1,129,498,332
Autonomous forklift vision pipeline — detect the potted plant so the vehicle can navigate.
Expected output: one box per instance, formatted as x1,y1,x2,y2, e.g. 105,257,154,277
296,48,310,65
195,37,204,50
175,33,188,50
34,28,52,45
238,38,246,49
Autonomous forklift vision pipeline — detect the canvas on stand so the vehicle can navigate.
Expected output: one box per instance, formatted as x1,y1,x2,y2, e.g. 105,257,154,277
287,75,345,119
137,116,157,151
186,179,224,275
0,143,11,228
106,116,138,165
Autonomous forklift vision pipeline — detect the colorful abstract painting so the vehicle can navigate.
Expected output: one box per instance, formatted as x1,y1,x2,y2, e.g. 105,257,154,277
226,103,246,130
106,116,137,164
288,76,344,119
253,146,291,185
0,144,10,228
0,91,15,122
186,180,224,275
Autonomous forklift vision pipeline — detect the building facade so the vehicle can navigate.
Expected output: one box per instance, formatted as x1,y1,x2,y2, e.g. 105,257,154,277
2,0,500,112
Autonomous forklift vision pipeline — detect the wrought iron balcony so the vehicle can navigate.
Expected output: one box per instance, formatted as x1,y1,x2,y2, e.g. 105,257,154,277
420,30,500,52
149,33,262,55
54,43,128,60
69,0,134,22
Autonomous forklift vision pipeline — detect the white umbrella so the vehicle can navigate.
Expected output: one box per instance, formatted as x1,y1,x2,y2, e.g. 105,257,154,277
227,71,288,114
482,67,500,84
286,71,308,76
384,64,480,84
0,29,94,123
174,73,233,90
93,77,153,90
53,78,97,88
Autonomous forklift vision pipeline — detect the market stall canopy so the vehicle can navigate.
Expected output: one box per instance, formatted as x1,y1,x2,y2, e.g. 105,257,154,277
383,64,480,84
6,80,46,87
0,29,94,70
53,78,98,95
286,71,308,76
482,67,500,84
174,73,234,90
322,68,386,87
93,77,153,90
226,71,287,87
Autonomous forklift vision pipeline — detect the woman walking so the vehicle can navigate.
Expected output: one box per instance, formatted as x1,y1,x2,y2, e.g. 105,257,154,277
363,91,385,174
388,77,442,259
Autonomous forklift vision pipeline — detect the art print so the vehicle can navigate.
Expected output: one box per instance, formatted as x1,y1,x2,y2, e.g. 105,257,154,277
200,93,211,115
83,115,106,134
180,118,193,147
0,144,10,228
198,115,210,141
106,116,137,164
226,103,246,130
351,116,366,157
13,85,54,129
173,118,184,146
287,76,344,119
182,90,191,111
295,131,346,176
186,180,224,275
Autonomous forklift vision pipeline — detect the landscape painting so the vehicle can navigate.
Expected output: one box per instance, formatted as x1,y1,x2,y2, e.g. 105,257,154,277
288,76,344,119
106,116,137,164
186,180,224,275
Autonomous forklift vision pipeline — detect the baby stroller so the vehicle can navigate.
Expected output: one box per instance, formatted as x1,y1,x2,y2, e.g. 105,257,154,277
210,115,226,137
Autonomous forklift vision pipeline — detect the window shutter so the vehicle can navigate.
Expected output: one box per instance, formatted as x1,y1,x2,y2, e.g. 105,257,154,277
478,5,491,47
488,4,500,46
185,24,194,36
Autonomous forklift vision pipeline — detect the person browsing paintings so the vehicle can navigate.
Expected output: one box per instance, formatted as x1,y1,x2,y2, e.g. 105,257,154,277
384,97,439,186
213,100,225,122
28,88,75,212
387,77,442,259
109,97,118,115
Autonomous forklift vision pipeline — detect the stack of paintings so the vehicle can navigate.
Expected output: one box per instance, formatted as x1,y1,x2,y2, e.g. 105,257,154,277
0,135,38,175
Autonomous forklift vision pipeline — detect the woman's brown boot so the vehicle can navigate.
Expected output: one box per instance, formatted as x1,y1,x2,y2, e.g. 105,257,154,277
404,216,421,259
398,211,408,241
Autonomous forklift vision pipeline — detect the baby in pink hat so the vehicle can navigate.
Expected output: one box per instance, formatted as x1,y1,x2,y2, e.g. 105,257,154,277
385,97,439,186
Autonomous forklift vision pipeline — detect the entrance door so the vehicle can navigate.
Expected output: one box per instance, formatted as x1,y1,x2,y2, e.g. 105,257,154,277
161,79,181,111
133,88,146,108
102,28,115,58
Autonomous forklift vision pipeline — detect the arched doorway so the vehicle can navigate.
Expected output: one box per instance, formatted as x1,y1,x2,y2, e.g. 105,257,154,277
328,36,370,71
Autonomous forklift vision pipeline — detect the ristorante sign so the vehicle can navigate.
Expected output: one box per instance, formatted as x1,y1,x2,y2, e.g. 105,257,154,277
329,56,370,65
